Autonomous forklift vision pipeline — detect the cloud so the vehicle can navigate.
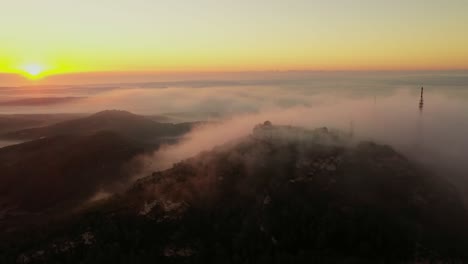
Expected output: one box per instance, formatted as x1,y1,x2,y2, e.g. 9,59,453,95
0,97,86,106
138,86,468,204
3,71,468,203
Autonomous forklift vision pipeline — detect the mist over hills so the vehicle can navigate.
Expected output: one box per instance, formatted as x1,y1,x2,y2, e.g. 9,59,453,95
1,74,468,263
1,0,467,261
2,123,466,263
0,110,202,237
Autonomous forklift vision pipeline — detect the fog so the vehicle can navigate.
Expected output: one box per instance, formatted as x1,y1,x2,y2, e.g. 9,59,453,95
127,72,468,203
146,87,468,177
2,71,468,202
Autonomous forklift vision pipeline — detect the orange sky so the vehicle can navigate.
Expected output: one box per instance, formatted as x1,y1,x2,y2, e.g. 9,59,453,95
1,0,468,80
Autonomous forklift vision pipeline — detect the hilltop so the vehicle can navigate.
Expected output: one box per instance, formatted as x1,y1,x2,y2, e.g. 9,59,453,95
3,123,467,263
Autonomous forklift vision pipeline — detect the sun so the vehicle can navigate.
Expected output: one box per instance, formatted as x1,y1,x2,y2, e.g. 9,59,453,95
21,64,46,79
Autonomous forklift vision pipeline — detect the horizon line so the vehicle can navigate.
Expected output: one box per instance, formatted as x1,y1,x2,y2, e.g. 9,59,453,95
2,68,468,76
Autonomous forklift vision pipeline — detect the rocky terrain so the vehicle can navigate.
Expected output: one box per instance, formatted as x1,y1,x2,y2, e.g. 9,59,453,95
2,122,467,263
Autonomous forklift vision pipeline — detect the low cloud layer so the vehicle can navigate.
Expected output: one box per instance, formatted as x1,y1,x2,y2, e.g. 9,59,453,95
2,71,468,204
141,85,468,204
0,97,85,106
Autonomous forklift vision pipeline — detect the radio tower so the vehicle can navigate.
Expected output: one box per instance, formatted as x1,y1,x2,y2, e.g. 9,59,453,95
416,86,424,148
419,86,424,114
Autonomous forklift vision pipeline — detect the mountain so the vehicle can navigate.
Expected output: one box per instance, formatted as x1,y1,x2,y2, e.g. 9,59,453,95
0,110,200,234
1,110,195,142
0,131,147,220
0,116,41,134
0,114,84,134
3,123,467,263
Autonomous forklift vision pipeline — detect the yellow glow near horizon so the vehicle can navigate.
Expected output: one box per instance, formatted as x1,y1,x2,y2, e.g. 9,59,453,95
1,1,468,76
21,64,46,79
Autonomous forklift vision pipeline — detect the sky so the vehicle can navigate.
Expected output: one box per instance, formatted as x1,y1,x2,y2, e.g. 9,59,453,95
1,0,468,79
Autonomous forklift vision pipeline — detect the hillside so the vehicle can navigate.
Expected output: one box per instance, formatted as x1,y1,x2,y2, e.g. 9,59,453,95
1,110,194,142
0,114,85,135
0,116,41,134
3,123,467,263
0,131,148,218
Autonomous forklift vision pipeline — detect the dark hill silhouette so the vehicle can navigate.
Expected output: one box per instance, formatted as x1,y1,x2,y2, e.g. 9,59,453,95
0,131,147,214
0,114,84,134
0,116,41,134
4,123,467,263
1,110,195,142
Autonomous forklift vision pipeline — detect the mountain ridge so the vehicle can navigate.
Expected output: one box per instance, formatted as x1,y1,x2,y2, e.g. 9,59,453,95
3,123,466,263
1,110,195,142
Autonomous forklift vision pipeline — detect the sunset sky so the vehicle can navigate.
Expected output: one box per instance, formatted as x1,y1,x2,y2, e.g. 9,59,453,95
1,0,468,79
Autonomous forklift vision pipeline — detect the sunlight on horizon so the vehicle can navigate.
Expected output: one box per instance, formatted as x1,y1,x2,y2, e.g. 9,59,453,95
20,64,47,80
1,1,468,74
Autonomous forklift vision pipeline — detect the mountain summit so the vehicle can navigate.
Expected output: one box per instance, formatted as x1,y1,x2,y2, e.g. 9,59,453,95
5,123,467,263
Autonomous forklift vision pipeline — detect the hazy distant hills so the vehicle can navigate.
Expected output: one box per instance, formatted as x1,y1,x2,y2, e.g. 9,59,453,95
4,123,467,263
0,116,41,134
0,114,84,135
1,110,195,142
0,97,85,107
0,110,199,213
0,110,201,236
